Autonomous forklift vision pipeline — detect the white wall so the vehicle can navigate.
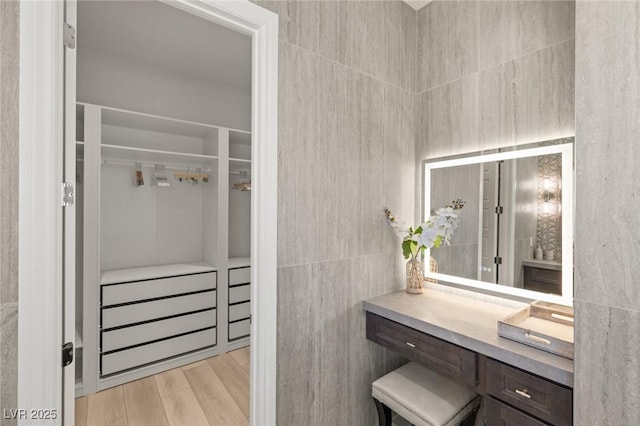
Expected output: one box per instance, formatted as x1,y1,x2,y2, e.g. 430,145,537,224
78,47,251,131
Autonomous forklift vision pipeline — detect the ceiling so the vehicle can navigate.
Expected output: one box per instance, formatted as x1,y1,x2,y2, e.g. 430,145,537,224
402,0,433,11
78,1,252,91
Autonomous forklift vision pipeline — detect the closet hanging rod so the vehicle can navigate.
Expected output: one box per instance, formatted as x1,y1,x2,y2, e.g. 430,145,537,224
92,158,213,173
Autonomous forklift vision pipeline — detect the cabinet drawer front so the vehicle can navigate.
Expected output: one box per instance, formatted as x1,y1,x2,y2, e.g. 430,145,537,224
486,397,548,426
229,284,250,304
530,268,561,286
101,328,216,376
229,319,250,341
229,302,250,322
102,272,217,306
486,359,572,426
229,267,250,286
102,309,217,352
102,291,216,328
366,312,477,387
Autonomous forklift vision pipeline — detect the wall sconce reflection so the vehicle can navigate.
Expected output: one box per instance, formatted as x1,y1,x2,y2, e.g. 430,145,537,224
541,178,561,215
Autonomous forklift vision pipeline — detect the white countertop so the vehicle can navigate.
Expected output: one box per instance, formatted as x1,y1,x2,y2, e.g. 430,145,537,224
364,289,574,387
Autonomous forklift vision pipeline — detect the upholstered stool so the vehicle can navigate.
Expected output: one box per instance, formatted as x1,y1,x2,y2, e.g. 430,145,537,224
372,362,481,426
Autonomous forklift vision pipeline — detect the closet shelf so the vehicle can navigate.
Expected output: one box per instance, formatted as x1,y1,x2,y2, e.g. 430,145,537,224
101,144,218,167
229,157,251,163
101,262,217,285
228,257,250,269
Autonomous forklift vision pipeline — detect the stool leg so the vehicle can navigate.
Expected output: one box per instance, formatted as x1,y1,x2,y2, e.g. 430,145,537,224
373,398,392,426
458,404,479,426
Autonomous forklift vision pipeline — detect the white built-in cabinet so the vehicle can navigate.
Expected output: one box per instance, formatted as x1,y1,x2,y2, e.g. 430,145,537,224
75,103,251,395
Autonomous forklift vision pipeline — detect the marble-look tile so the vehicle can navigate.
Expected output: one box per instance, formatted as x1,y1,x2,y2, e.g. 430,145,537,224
574,1,640,311
0,303,18,424
346,255,385,426
317,0,343,63
574,301,640,426
477,1,575,70
417,1,478,92
256,0,318,53
315,58,356,263
312,258,351,426
353,74,385,257
341,2,387,86
276,264,317,426
417,73,479,160
479,40,575,149
319,1,415,92
277,43,318,267
383,88,415,255
386,1,417,92
0,0,20,305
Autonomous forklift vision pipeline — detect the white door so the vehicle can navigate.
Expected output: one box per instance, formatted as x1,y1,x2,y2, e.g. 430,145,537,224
63,0,78,424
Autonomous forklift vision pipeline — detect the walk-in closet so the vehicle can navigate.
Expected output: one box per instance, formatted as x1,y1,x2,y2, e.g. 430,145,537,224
73,0,253,411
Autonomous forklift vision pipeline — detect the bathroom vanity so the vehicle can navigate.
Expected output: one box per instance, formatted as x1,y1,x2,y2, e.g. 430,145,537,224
364,289,573,426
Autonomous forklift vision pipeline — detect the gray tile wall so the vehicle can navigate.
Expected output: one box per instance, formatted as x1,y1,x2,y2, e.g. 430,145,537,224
574,1,640,424
0,1,19,424
416,1,575,160
256,1,416,424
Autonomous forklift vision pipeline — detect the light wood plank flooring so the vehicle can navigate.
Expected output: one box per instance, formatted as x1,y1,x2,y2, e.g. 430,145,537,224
76,347,250,426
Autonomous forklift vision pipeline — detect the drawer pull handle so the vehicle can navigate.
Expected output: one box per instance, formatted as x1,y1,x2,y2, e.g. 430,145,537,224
524,333,551,345
515,389,531,399
406,342,416,348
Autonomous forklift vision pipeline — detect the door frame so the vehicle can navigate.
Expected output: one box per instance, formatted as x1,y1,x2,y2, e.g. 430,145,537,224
18,1,279,425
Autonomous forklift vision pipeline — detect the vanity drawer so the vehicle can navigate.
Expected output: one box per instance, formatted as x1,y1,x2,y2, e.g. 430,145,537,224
486,396,548,426
486,358,572,426
229,267,250,286
366,312,477,387
530,268,561,285
102,272,217,306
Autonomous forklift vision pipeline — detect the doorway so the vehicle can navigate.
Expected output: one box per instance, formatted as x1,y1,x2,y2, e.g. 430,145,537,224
17,1,278,425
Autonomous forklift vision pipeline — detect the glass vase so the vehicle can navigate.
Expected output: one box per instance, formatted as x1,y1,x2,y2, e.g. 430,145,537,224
406,257,424,294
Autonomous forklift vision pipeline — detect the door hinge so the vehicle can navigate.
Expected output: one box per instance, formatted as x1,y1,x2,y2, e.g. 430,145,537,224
494,256,503,265
62,183,75,207
495,206,503,214
62,342,74,367
63,23,76,49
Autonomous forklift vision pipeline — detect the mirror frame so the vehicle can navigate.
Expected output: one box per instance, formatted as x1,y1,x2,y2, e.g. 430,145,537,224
423,142,574,306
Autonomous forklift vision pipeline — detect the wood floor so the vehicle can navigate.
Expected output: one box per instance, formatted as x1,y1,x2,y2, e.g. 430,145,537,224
76,347,250,426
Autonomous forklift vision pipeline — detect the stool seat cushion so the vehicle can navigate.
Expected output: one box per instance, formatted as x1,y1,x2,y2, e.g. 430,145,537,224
372,362,479,426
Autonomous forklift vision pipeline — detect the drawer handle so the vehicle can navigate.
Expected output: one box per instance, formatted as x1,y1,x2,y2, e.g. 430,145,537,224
515,389,531,399
524,332,551,345
406,342,416,348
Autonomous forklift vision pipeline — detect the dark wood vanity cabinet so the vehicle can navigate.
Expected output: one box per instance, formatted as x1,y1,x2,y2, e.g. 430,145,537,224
523,266,562,294
366,312,477,387
486,359,573,426
365,312,573,426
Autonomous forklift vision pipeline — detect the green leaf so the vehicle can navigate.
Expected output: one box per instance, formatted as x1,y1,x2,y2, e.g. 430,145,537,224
402,240,413,259
414,225,423,235
434,235,442,248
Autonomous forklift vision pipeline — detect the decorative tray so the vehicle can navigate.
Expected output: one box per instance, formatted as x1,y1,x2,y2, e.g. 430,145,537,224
498,301,574,359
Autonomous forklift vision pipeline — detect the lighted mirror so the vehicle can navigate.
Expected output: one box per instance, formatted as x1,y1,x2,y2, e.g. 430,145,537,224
423,139,574,305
